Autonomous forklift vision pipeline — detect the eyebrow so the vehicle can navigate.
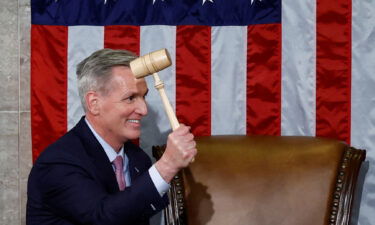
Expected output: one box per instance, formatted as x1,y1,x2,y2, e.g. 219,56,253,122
120,88,149,99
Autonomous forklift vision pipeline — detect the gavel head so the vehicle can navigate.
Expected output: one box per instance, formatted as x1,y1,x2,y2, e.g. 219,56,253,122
130,48,172,79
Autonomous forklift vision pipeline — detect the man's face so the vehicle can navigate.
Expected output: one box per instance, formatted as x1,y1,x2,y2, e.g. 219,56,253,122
95,66,148,146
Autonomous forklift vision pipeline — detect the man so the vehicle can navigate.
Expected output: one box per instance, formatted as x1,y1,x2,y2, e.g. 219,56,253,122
27,49,197,225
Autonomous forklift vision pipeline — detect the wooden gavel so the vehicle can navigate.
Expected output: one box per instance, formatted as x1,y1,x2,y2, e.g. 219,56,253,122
130,48,180,131
131,50,191,223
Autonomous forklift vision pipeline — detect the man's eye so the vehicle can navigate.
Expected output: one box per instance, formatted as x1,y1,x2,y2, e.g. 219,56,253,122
123,95,135,103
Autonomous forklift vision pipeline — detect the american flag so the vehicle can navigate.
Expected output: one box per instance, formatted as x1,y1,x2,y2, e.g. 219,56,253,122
31,0,375,223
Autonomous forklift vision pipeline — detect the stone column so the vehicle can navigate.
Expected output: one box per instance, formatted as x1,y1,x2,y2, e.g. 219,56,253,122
0,0,32,224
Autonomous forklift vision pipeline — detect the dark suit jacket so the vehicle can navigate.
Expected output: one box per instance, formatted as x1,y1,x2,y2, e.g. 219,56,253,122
27,117,168,225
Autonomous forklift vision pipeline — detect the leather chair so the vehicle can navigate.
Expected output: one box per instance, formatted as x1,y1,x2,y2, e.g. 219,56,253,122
153,136,366,225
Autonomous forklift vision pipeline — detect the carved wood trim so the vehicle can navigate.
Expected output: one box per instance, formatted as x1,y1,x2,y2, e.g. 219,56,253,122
329,147,366,225
152,145,186,225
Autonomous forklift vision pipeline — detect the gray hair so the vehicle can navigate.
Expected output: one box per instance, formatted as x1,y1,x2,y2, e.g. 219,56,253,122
76,48,137,112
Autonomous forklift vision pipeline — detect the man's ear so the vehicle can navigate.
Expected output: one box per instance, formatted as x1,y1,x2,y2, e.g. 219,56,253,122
85,91,100,115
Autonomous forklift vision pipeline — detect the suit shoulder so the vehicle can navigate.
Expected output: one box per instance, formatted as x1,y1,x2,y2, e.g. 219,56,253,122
35,129,86,164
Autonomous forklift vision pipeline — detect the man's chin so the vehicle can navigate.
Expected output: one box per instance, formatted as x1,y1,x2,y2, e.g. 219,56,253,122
123,132,141,141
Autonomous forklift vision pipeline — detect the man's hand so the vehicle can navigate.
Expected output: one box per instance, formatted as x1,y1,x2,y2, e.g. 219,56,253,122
154,124,197,183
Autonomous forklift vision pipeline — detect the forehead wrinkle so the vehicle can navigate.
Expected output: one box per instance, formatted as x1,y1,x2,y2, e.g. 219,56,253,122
107,66,148,98
107,70,133,92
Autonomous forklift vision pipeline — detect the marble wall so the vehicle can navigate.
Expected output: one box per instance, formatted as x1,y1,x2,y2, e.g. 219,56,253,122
0,0,32,224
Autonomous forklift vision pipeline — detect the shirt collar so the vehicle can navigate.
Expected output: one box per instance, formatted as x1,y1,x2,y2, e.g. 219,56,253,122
85,118,124,163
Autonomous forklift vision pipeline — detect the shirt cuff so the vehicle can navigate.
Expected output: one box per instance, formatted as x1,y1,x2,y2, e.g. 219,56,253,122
149,165,170,197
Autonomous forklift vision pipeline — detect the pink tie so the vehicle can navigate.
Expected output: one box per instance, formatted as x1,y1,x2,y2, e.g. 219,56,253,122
112,155,126,191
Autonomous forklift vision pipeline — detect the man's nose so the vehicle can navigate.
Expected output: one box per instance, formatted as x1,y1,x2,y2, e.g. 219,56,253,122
135,98,148,116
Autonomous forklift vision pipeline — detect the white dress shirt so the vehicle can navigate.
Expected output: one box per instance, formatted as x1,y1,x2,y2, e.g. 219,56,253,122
85,119,170,196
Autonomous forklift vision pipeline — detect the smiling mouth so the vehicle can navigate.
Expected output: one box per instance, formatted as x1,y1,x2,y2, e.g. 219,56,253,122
127,119,140,124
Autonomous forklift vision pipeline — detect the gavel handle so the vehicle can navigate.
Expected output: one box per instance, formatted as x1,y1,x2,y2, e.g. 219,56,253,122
158,88,180,130
153,73,195,163
152,73,180,130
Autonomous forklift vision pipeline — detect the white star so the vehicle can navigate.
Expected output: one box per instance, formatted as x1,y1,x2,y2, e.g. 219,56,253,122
202,0,214,5
251,0,262,5
104,0,118,4
153,0,165,4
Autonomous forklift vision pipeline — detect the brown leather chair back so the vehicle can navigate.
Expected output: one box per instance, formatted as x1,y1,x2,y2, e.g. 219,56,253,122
154,136,365,225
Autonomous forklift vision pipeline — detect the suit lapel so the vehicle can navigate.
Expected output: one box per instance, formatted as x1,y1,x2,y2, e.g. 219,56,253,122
124,141,150,182
72,117,119,193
